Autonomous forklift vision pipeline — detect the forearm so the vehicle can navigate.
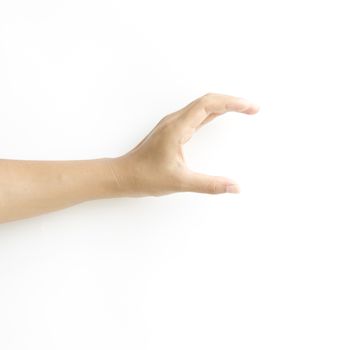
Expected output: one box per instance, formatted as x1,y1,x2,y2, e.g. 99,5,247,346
0,158,121,223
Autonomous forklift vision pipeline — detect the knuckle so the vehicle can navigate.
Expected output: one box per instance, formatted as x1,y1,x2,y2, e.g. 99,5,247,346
207,181,219,194
198,93,216,109
160,113,178,128
203,92,216,99
160,121,176,138
200,93,213,102
156,115,174,133
159,114,172,126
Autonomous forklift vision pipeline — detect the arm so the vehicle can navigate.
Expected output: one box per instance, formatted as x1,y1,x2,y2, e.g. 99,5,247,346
0,93,259,224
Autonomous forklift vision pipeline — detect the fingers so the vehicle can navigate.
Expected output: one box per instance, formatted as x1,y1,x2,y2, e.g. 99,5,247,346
175,93,259,134
182,171,240,194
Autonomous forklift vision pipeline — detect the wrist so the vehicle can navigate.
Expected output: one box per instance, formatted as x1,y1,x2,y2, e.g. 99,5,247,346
101,156,132,198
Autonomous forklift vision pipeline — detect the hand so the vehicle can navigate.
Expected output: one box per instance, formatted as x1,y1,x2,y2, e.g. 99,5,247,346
109,93,259,197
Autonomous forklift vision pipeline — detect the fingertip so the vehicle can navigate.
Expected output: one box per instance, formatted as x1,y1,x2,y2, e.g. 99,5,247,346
225,183,240,194
231,97,260,115
245,103,260,114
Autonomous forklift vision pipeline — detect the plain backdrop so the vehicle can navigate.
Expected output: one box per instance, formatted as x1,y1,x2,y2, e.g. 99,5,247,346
0,1,349,349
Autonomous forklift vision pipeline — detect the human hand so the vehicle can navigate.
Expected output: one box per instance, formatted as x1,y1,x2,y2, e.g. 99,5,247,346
109,93,259,197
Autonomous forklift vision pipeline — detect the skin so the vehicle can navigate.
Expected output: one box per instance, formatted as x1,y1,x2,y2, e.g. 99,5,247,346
0,93,259,224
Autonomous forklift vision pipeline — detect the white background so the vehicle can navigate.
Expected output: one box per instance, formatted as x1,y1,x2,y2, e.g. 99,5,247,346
0,0,349,349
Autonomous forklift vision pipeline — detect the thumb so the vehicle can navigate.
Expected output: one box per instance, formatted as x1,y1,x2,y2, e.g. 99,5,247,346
184,171,240,194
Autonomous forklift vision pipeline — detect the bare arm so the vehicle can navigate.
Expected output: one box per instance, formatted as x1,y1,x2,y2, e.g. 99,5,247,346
0,93,259,224
0,158,121,223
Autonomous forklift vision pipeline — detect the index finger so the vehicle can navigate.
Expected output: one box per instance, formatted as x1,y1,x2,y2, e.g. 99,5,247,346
176,93,259,131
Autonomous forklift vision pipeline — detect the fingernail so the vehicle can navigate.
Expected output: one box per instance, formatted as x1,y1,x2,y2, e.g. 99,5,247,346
226,184,240,193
